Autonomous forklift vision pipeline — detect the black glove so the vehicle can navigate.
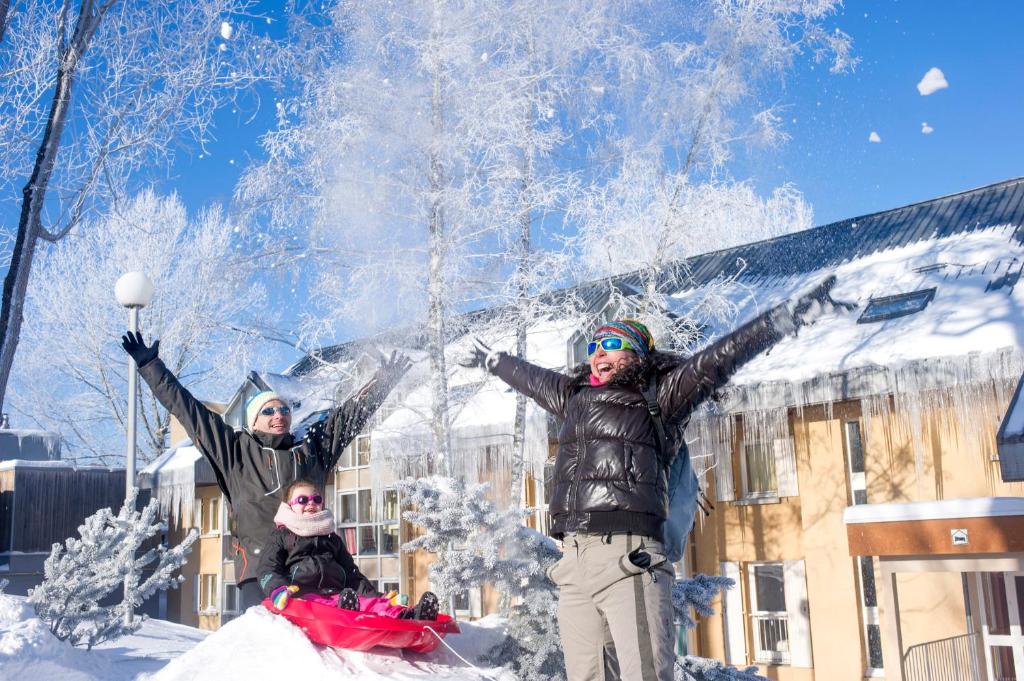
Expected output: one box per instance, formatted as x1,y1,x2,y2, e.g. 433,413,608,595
121,331,159,367
356,351,411,400
375,350,412,388
456,337,497,370
787,275,857,329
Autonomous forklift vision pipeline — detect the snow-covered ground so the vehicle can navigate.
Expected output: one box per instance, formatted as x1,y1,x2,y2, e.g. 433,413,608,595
1,592,512,681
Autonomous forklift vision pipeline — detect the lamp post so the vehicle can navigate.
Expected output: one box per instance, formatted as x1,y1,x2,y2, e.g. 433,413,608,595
115,271,154,624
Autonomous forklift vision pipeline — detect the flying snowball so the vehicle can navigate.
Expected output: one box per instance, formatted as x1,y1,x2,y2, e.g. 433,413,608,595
917,67,948,96
868,131,881,143
220,21,234,40
921,122,934,135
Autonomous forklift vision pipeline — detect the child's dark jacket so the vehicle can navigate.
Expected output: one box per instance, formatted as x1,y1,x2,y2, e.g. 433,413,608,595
257,527,379,598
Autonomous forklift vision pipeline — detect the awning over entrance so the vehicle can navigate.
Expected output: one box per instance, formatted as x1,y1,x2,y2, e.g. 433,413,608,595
844,497,1024,556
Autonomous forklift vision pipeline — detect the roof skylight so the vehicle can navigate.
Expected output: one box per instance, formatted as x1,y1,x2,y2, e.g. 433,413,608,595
857,288,936,324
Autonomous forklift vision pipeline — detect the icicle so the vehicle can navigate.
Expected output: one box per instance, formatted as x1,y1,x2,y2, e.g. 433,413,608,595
687,347,1024,495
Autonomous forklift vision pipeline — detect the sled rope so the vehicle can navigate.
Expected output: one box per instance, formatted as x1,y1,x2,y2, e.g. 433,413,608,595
422,625,498,680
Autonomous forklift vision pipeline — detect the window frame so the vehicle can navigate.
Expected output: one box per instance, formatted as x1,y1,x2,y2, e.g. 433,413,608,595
199,573,219,615
747,561,791,666
857,288,936,324
335,450,400,593
200,496,221,536
739,440,779,500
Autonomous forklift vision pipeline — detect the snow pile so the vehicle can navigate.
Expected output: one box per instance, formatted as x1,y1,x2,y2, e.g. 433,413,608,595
0,593,110,681
0,592,510,681
1,591,205,681
153,606,511,681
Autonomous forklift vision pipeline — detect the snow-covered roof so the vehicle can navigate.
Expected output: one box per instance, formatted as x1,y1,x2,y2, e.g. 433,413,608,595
0,459,120,472
691,224,1024,389
139,441,220,524
844,497,1024,524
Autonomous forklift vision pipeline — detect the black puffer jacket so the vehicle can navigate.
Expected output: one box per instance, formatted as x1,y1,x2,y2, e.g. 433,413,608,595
138,358,393,584
257,527,379,598
490,305,791,539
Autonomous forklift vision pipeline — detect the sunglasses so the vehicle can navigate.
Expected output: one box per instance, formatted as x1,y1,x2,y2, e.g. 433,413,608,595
289,494,323,506
587,337,636,356
260,405,292,417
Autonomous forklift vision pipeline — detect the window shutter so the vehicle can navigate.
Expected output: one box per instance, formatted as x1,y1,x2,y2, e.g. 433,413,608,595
774,438,799,498
193,575,200,614
783,560,813,668
721,561,746,665
715,450,736,502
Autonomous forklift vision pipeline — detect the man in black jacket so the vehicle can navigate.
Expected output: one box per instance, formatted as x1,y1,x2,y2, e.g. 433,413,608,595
122,333,410,608
460,277,851,681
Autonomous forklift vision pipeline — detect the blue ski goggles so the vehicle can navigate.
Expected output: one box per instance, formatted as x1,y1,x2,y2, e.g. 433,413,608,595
587,337,637,356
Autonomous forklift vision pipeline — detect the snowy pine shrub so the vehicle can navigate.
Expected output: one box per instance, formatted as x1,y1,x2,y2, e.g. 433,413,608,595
400,476,552,601
676,655,766,681
672,573,736,630
673,575,768,681
400,476,566,679
28,489,197,649
484,568,564,681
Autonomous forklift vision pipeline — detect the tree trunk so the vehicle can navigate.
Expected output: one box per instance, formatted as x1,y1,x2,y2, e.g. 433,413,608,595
0,21,92,413
509,142,534,507
0,0,11,44
426,0,451,476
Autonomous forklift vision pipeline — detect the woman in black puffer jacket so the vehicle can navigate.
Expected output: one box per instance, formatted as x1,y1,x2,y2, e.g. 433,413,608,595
459,276,850,681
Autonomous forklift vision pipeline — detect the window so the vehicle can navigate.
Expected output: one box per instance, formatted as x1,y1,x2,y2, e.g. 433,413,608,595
749,563,790,665
338,493,357,523
382,489,399,521
199,574,219,613
338,441,355,469
222,583,240,619
742,441,778,497
356,436,371,467
858,288,936,324
201,496,221,535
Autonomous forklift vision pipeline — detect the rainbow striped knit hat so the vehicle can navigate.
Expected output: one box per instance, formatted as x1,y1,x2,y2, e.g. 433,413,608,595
593,320,655,360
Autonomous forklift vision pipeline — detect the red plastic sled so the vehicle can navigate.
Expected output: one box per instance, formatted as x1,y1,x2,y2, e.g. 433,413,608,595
263,598,460,654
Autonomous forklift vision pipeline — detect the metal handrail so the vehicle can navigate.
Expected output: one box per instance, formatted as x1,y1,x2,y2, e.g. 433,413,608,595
902,632,981,681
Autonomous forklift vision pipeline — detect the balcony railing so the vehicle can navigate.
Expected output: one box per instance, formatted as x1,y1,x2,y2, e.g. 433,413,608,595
902,632,981,681
751,613,791,665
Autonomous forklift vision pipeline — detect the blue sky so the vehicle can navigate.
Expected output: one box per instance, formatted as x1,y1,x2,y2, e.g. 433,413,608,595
734,0,1024,224
168,1,1023,229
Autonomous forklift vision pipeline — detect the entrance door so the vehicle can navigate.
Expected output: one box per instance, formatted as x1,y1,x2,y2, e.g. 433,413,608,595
978,572,1024,680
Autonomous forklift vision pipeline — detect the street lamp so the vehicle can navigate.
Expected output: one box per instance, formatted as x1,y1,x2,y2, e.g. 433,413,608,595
115,271,154,624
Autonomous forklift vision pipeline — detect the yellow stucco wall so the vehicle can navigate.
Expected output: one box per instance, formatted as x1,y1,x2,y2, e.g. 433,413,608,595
694,392,1019,680
895,572,967,649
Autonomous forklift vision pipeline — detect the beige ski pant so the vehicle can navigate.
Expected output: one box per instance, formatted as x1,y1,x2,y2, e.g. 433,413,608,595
548,532,676,681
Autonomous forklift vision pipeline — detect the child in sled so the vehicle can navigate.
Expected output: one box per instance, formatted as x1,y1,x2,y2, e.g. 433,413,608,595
258,479,439,620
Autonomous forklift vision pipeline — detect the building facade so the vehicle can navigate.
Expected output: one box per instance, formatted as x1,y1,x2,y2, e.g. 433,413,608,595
147,178,1024,681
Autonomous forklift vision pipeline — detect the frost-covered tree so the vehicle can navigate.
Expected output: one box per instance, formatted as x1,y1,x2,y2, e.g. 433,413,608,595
399,476,554,603
677,656,766,681
28,488,197,650
241,1,531,474
9,190,272,463
401,475,564,677
570,0,853,351
0,0,287,412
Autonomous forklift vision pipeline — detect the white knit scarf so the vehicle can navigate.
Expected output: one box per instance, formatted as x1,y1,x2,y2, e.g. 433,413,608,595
273,502,336,537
